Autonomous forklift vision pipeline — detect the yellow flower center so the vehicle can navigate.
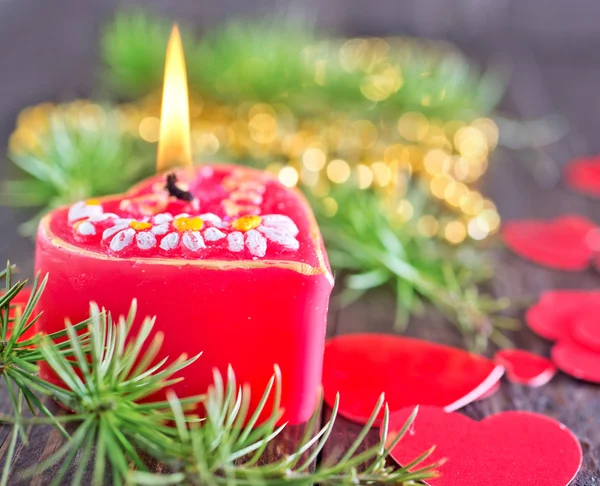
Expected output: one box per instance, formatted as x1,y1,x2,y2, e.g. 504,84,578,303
129,221,153,231
232,215,262,232
86,199,101,205
173,216,204,232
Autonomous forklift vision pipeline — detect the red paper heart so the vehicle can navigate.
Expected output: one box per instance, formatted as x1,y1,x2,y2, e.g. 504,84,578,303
527,290,600,382
564,155,600,197
494,349,555,387
385,406,582,486
322,334,503,425
476,381,500,400
552,339,600,383
526,290,600,341
501,216,597,270
572,317,600,353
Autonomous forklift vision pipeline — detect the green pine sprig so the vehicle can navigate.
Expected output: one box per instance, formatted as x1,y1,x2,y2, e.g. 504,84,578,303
21,300,202,486
130,370,440,486
0,262,92,485
0,264,440,485
100,9,502,119
312,186,518,352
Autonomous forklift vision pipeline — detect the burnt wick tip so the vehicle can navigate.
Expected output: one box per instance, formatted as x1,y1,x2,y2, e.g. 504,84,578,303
165,173,194,202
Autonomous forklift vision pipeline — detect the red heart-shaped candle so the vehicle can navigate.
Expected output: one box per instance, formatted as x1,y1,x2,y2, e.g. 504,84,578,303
386,406,582,486
35,165,333,424
494,349,556,387
502,216,597,271
322,334,503,425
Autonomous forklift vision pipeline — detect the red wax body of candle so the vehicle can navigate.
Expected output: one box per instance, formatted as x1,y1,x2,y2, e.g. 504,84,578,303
35,165,333,424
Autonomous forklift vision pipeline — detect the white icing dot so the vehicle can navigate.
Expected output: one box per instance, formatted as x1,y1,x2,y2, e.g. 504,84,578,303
110,228,135,252
174,213,190,219
153,213,173,225
160,232,180,251
102,222,132,241
151,223,169,235
245,229,267,257
199,213,226,228
136,231,157,250
261,214,299,236
182,231,205,251
203,227,226,242
89,213,118,222
68,201,103,223
258,226,299,250
227,232,244,252
114,218,136,225
76,221,96,236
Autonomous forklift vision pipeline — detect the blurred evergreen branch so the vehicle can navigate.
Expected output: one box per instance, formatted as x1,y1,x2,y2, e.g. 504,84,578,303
1,107,155,236
101,10,503,119
312,186,517,351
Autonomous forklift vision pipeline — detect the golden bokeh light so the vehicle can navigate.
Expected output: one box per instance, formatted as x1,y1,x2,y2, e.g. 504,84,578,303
396,199,414,222
356,164,374,189
303,147,327,171
278,166,299,187
327,159,351,183
371,161,392,186
417,215,439,237
424,149,451,175
444,220,467,244
398,112,429,141
139,116,161,143
479,208,501,232
468,217,490,240
322,196,339,216
430,174,452,199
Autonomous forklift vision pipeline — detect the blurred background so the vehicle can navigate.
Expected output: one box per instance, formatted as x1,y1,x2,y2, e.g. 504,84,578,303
1,0,599,302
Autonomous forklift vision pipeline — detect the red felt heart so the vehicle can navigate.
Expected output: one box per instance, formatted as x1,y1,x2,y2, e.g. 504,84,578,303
552,339,600,383
322,334,503,425
494,349,555,387
501,215,597,270
564,155,600,197
385,406,582,486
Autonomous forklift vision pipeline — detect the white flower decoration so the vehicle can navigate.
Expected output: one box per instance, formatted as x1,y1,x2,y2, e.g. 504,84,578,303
68,200,104,223
226,214,299,257
101,213,228,253
69,200,118,236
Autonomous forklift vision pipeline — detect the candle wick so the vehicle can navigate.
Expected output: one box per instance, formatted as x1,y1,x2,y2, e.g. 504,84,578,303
165,173,194,201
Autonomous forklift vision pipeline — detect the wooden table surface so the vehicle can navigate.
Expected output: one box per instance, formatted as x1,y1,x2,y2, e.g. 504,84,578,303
1,0,600,484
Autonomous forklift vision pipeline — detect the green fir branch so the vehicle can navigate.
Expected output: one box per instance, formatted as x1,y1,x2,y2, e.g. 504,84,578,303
20,300,202,485
100,9,502,119
130,370,440,485
312,186,516,352
0,266,440,485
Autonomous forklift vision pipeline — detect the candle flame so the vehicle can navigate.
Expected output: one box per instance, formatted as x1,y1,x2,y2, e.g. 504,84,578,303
157,25,192,172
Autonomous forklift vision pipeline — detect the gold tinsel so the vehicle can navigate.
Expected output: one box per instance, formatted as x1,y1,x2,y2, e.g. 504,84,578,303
10,94,500,245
